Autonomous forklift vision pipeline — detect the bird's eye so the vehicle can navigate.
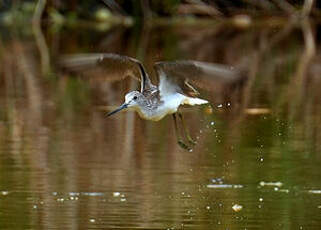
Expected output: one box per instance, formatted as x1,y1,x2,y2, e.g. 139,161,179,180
133,96,138,100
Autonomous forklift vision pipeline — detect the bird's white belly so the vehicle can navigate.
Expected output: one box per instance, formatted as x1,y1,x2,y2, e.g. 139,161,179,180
135,93,208,121
140,93,186,121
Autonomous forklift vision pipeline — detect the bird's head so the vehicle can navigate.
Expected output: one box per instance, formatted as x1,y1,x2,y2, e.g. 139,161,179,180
107,91,145,116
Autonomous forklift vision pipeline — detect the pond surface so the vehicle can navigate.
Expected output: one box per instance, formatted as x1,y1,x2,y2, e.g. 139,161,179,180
0,19,320,229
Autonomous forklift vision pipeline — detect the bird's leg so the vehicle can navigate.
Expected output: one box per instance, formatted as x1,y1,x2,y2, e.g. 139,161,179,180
178,112,196,145
172,114,190,150
184,79,200,96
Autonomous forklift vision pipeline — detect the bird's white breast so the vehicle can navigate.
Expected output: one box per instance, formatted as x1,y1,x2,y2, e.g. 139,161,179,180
139,93,186,121
136,93,208,121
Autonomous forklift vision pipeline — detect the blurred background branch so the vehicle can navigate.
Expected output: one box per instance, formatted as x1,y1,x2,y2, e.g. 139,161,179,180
302,0,314,17
32,0,50,75
0,0,319,26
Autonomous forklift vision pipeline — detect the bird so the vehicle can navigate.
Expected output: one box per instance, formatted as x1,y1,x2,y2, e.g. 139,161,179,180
60,53,244,149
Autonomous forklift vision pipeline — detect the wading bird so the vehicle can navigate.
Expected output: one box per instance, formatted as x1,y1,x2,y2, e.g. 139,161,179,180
61,53,244,150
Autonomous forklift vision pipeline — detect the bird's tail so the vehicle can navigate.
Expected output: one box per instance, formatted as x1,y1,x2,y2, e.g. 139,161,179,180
183,96,209,106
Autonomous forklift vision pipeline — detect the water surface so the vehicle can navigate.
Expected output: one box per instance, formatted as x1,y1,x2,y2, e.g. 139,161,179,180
0,19,320,229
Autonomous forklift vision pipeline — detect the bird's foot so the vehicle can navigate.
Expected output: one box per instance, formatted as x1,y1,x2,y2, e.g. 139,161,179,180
187,136,197,145
177,140,192,151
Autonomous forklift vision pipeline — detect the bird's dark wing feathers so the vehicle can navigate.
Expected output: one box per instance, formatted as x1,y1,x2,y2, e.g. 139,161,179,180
59,53,152,92
154,60,245,96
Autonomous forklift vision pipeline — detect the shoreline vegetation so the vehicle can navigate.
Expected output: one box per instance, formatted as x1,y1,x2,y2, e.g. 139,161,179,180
0,0,319,28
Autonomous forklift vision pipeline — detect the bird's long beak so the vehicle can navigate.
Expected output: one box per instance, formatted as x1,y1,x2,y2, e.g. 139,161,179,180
107,103,128,117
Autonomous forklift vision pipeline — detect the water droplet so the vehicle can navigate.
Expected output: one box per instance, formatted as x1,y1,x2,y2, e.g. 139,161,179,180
82,192,104,196
33,205,37,209
259,181,283,187
232,204,243,212
210,121,215,126
113,192,120,197
1,191,9,196
57,198,64,202
89,218,96,223
206,206,211,210
69,192,80,196
217,104,223,108
259,198,263,202
308,190,321,194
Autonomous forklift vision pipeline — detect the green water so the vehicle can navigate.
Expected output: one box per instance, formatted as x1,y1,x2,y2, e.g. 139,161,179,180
0,19,320,229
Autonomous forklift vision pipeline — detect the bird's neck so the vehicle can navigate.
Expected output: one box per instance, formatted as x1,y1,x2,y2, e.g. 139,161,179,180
131,105,151,120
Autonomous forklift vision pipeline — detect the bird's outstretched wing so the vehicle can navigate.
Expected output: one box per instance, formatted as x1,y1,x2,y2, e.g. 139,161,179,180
59,53,152,92
154,60,246,97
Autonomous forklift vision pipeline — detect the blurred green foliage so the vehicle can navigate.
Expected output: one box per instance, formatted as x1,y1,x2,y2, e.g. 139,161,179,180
0,0,319,24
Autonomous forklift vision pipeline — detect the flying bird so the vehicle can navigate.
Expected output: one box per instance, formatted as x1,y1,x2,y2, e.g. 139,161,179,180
60,53,244,149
